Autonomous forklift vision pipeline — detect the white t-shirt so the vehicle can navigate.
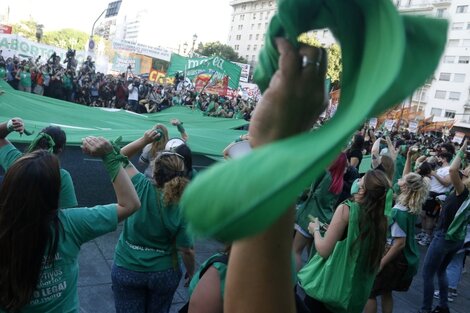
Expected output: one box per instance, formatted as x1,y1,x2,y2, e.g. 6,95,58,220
128,84,139,101
430,166,451,198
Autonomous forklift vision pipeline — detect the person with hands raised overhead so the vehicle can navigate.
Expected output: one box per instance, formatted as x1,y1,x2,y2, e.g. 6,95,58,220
419,139,470,313
0,117,77,209
0,136,140,313
112,128,195,313
224,38,327,313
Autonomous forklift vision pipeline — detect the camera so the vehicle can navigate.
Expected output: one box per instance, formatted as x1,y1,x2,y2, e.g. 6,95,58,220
127,64,132,70
133,81,140,87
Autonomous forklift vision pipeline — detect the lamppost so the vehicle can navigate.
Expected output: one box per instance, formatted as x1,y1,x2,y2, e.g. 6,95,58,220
35,24,44,43
191,33,198,57
183,42,188,55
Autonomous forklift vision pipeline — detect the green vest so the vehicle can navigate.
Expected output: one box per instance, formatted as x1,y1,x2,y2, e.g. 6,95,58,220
188,252,228,299
446,196,470,241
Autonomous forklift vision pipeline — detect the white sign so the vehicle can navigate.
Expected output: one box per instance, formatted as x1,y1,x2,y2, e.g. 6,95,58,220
453,131,465,144
384,119,395,131
112,39,172,61
408,121,418,133
369,118,378,129
233,61,250,82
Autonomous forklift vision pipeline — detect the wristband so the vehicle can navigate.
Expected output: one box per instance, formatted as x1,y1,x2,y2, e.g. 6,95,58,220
6,119,14,132
154,129,164,142
176,123,185,134
101,136,130,182
457,150,465,159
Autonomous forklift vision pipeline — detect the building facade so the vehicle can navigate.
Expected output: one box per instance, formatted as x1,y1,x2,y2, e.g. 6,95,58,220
396,0,470,125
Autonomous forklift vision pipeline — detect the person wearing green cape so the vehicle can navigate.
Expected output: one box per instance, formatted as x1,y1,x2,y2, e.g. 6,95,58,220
365,172,430,313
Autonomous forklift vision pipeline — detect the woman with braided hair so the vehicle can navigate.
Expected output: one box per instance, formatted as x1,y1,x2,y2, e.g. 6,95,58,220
0,118,77,209
112,129,195,313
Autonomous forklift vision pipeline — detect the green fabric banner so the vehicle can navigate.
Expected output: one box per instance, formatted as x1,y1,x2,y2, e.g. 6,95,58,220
0,81,248,158
167,54,242,89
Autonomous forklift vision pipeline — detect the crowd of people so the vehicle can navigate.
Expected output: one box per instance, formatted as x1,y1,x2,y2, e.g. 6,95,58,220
0,52,257,120
0,38,469,313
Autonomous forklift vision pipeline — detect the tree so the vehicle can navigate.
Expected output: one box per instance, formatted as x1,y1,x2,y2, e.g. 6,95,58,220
42,29,89,50
11,19,38,41
195,41,247,63
298,32,342,84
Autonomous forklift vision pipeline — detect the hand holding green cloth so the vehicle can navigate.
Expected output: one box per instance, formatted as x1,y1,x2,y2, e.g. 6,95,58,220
181,0,448,242
101,136,130,182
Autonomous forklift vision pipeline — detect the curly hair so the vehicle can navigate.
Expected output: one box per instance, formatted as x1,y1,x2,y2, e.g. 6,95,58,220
153,152,189,205
397,173,430,214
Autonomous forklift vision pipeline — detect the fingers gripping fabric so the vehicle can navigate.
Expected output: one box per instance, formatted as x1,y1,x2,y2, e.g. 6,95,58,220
181,0,448,242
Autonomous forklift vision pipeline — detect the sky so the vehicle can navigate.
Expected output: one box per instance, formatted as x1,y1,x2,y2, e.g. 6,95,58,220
0,0,233,50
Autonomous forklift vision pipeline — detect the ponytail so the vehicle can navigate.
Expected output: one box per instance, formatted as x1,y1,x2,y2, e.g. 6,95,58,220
163,176,189,205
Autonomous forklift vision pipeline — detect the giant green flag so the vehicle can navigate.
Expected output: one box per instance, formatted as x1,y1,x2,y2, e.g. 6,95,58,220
0,81,247,158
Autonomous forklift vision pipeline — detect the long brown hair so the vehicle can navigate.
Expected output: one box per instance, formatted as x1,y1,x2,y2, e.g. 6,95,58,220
355,170,390,272
153,152,189,205
0,150,62,311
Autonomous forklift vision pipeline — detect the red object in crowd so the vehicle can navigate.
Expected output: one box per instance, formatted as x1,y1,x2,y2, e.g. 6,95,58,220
0,24,12,34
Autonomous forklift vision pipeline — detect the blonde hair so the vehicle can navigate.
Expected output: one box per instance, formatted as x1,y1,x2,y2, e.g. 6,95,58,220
150,124,169,158
153,152,189,206
397,173,430,214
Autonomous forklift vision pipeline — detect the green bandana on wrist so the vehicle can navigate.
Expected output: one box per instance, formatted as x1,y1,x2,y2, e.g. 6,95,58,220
176,123,185,134
154,129,164,142
101,136,130,182
26,133,55,154
181,0,448,242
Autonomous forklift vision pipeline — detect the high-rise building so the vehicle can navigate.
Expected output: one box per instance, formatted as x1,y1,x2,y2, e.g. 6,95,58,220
396,0,470,125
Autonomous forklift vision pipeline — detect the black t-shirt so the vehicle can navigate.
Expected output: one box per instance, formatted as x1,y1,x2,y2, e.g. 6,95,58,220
437,187,469,232
347,149,363,169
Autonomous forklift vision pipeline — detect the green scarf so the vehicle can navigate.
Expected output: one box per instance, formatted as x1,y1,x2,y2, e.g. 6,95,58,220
181,0,448,242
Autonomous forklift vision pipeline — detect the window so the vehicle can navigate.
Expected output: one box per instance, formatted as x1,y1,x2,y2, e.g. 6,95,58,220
256,34,259,40
431,108,443,116
456,5,468,14
236,35,241,40
242,4,246,10
269,1,273,6
448,39,459,47
443,56,455,63
435,90,446,99
251,55,256,61
258,23,261,29
234,45,239,51
247,45,251,51
445,111,456,118
436,8,446,18
454,73,466,83
439,72,451,81
254,44,258,51
459,56,470,64
251,24,255,30
259,12,263,20
262,1,265,8
240,14,245,21
463,39,470,47
249,34,253,40
238,25,243,30
449,92,461,100
246,55,249,60
253,13,257,19
265,22,268,29
452,22,464,30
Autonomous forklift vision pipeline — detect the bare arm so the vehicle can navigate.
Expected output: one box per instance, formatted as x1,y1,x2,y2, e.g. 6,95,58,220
179,247,196,280
82,137,140,222
189,267,223,313
386,136,398,161
371,138,382,169
403,147,416,176
225,39,327,313
449,139,466,195
379,237,405,271
309,204,350,258
432,171,451,187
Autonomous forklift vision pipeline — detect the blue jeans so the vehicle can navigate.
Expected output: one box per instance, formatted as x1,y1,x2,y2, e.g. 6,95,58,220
421,231,463,311
112,264,182,313
447,251,465,289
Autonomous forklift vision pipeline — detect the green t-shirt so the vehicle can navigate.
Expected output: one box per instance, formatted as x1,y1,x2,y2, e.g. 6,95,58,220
391,204,419,279
172,96,181,106
20,71,32,87
62,75,73,90
0,204,118,313
0,144,78,209
0,68,6,80
114,173,193,272
188,252,228,299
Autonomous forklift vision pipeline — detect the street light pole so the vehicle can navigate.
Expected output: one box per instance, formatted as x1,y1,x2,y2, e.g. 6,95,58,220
191,33,198,57
88,9,107,55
